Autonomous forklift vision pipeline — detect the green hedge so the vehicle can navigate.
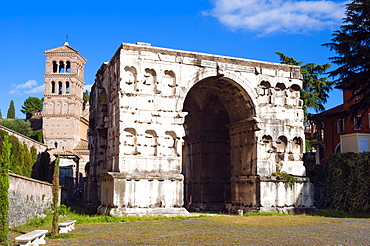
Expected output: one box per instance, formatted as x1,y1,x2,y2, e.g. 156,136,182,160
319,152,370,213
0,129,37,177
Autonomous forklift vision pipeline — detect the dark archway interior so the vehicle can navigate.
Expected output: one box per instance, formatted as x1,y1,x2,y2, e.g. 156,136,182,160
182,76,256,212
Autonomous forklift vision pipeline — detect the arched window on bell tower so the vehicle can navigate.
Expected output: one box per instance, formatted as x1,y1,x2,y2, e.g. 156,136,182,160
58,81,63,95
66,61,71,73
66,81,70,94
59,61,65,73
51,81,56,94
52,61,58,73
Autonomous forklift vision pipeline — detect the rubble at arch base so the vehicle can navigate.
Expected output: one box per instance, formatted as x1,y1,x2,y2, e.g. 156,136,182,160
86,42,315,216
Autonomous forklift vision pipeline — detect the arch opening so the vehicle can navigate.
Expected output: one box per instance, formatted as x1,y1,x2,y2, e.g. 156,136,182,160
182,76,258,212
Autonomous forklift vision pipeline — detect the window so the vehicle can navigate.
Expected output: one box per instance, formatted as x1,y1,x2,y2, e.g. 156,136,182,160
51,81,55,94
337,118,344,133
354,116,362,130
58,82,63,95
66,81,70,94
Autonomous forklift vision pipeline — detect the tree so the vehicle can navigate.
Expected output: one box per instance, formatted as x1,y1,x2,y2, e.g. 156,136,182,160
0,119,33,136
83,90,90,110
51,155,60,236
324,0,370,118
276,52,334,119
0,135,11,245
21,97,43,120
0,109,2,119
6,100,15,119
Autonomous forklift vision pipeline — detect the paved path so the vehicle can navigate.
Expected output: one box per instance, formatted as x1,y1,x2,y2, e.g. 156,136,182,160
45,216,370,246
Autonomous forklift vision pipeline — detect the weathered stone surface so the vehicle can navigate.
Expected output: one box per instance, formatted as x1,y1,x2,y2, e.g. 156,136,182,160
9,173,53,228
87,42,314,216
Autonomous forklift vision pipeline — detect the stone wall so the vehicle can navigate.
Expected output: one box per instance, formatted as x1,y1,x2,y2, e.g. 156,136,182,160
8,173,54,228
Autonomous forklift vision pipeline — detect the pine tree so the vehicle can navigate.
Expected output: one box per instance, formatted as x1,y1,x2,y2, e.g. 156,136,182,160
276,52,334,120
6,100,15,119
21,97,43,120
324,0,370,117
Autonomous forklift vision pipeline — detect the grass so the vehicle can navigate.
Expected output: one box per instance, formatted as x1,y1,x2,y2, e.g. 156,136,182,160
8,206,370,245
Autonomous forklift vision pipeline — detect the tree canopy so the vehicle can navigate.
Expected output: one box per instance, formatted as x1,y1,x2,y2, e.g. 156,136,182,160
276,52,334,120
21,96,43,120
324,0,370,118
7,100,15,119
0,119,33,136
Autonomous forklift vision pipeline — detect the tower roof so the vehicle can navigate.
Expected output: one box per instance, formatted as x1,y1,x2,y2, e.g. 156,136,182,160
45,43,87,62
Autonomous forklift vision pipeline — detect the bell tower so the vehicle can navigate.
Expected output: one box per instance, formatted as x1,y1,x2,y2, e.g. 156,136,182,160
43,42,87,151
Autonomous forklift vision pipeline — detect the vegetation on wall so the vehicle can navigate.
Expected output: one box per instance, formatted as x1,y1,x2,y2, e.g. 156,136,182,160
0,129,37,177
319,152,370,213
0,135,11,246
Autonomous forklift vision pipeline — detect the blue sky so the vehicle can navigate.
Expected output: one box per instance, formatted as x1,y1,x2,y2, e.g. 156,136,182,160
0,0,348,118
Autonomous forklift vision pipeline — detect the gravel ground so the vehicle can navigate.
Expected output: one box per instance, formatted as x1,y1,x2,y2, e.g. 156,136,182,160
40,216,370,246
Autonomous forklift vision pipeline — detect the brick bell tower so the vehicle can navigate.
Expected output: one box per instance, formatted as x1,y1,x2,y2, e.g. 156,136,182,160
43,42,87,151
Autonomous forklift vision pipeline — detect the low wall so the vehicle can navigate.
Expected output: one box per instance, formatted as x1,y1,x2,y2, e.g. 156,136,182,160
0,125,47,153
8,173,54,228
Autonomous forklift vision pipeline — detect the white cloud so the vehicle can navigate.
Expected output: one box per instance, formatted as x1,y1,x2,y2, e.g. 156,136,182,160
25,84,44,94
15,79,37,89
206,0,348,35
9,89,21,95
84,84,93,92
9,79,43,95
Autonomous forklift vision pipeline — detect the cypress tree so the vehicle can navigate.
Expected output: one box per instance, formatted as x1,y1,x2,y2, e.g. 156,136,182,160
0,135,12,245
0,109,2,119
6,100,15,119
51,155,60,236
324,0,370,117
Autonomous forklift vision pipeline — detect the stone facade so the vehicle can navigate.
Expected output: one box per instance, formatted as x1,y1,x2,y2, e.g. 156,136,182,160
88,42,314,216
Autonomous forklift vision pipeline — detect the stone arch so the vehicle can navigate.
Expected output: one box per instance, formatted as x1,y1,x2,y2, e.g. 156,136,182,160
276,136,287,171
261,135,274,160
291,136,303,161
274,82,286,106
160,130,179,157
258,81,272,105
162,70,176,95
96,88,109,172
182,75,258,212
140,68,157,94
143,130,158,156
123,128,138,155
176,69,258,115
123,66,137,91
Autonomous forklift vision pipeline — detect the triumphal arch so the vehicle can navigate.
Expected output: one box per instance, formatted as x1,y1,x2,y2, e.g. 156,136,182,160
87,42,314,216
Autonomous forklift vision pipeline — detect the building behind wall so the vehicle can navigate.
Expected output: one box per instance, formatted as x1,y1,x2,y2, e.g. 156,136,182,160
310,89,370,164
42,42,89,200
87,42,315,216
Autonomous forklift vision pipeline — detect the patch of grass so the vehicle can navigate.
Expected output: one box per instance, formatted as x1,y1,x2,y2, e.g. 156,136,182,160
47,232,89,239
243,211,293,217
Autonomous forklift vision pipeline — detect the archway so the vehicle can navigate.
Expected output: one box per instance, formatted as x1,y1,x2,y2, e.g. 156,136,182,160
182,76,257,212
